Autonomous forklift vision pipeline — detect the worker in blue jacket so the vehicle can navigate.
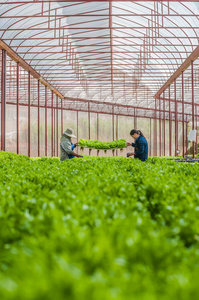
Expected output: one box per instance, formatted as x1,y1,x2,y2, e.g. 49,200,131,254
127,129,148,161
60,128,82,161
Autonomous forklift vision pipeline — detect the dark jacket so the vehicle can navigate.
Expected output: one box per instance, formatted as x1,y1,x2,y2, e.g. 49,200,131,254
132,135,148,161
68,144,76,159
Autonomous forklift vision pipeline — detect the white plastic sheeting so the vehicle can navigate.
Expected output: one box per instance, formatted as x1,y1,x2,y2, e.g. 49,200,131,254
1,1,199,113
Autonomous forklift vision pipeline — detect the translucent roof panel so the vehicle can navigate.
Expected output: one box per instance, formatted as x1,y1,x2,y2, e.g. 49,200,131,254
1,0,199,111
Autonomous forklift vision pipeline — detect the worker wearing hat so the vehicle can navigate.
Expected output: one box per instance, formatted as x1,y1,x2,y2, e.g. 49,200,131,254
60,128,83,161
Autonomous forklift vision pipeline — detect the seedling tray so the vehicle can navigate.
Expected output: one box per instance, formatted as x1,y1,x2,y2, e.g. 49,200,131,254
167,158,199,163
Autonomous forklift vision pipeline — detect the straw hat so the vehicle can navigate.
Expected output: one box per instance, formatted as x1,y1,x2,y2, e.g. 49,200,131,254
63,128,76,138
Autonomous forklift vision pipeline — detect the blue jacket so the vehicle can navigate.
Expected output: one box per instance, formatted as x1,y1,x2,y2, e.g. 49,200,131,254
132,136,148,161
68,144,76,159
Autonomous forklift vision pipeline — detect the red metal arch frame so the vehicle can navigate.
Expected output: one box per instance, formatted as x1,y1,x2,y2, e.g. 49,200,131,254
1,1,199,108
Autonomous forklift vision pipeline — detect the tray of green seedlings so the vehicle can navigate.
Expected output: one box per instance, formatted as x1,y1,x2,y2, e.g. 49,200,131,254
167,156,199,163
78,138,127,150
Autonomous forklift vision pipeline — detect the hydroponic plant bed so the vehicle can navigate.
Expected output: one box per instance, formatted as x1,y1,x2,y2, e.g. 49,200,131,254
78,138,127,150
167,158,199,163
1,152,199,300
79,146,126,151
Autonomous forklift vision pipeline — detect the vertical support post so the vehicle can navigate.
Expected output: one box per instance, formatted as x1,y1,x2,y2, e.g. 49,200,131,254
163,91,166,156
196,107,198,155
116,114,118,156
159,97,161,156
154,99,157,156
88,102,91,139
174,79,178,156
61,100,63,135
16,62,19,154
186,118,188,154
88,102,91,155
54,102,56,157
150,118,152,156
182,71,185,157
112,106,114,140
191,61,195,158
51,91,54,157
112,105,114,156
1,50,6,152
97,112,99,140
169,85,172,156
28,71,31,157
77,110,78,154
45,85,47,156
56,96,59,157
97,113,99,156
38,80,40,157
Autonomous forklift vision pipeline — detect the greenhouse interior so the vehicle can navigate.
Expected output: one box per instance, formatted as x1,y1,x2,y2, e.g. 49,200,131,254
1,1,199,299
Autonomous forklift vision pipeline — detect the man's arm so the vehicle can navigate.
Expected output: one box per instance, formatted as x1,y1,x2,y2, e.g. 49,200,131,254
71,143,83,158
72,152,83,158
127,152,135,157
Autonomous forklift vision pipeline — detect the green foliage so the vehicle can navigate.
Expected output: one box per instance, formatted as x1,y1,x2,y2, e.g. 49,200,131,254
78,139,127,149
1,152,199,299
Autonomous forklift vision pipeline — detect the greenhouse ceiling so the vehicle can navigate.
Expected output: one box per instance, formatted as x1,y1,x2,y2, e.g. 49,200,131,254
1,0,199,115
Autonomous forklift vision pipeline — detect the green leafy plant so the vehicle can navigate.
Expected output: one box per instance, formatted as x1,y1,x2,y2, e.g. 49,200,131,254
1,152,199,300
78,138,127,149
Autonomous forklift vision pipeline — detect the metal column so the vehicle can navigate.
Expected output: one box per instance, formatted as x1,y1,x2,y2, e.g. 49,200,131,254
97,113,99,156
54,102,56,157
77,110,78,154
174,79,178,156
56,96,59,157
154,99,157,156
38,80,40,157
45,85,47,156
88,102,91,155
1,50,6,152
150,118,152,156
163,91,166,156
182,71,185,157
28,71,31,157
159,97,161,156
196,107,198,155
186,118,188,154
169,85,172,156
61,100,63,135
16,62,19,154
112,105,115,156
116,114,118,156
51,91,54,157
191,61,195,158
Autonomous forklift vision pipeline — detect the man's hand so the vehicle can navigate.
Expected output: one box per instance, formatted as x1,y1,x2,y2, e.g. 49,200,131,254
127,142,132,146
127,152,134,157
73,152,83,158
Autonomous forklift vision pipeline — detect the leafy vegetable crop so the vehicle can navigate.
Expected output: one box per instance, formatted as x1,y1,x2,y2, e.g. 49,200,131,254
1,151,199,300
78,138,126,149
